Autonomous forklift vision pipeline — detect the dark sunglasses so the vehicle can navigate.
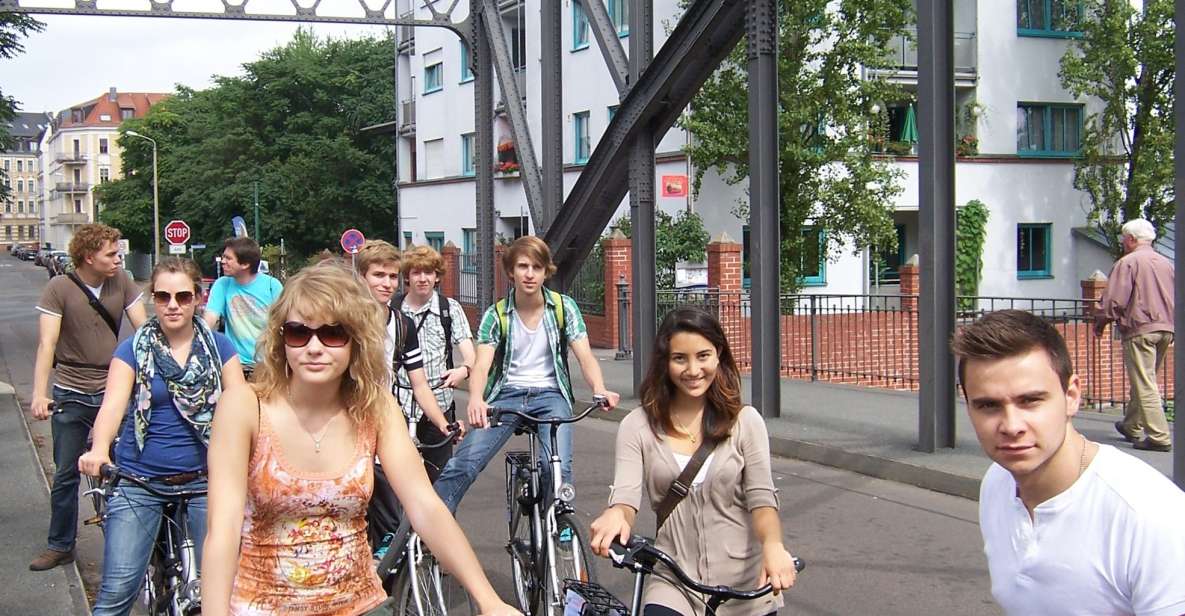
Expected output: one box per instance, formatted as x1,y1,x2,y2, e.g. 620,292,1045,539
281,322,351,348
152,290,195,306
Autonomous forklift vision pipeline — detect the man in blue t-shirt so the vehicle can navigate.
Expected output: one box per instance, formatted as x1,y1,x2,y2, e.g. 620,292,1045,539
202,237,282,376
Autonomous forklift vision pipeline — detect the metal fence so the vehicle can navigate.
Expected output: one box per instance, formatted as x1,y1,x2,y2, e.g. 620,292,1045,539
568,245,604,315
655,289,1172,410
458,252,478,306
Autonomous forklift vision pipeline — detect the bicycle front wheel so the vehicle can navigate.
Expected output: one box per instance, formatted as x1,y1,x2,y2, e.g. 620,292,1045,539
507,464,542,614
551,512,597,603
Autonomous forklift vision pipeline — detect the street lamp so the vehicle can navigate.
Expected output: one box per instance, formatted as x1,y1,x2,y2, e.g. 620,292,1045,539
125,130,159,266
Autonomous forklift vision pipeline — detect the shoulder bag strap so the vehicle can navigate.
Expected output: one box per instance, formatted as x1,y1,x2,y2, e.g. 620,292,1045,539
66,272,120,337
438,293,454,370
655,441,714,530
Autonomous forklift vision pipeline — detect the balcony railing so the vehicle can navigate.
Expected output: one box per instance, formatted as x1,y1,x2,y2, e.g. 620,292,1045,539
400,100,416,134
881,28,977,75
53,212,89,225
53,182,90,194
398,13,415,53
54,152,87,164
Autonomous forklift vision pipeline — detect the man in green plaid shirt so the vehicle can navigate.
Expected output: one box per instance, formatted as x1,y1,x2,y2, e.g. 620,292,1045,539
433,236,620,513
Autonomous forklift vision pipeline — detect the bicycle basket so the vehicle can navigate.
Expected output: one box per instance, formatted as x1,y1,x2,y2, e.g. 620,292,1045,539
563,581,627,616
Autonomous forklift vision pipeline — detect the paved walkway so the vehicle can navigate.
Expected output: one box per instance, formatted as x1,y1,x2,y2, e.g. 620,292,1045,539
0,382,90,616
575,349,1176,499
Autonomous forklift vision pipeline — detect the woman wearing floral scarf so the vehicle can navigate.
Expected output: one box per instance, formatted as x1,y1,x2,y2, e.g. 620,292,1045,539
80,257,245,616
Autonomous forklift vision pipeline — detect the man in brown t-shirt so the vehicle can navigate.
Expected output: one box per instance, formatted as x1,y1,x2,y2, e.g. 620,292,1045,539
28,224,145,571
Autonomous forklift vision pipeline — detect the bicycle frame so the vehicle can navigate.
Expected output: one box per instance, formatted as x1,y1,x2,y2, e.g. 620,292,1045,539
493,397,606,614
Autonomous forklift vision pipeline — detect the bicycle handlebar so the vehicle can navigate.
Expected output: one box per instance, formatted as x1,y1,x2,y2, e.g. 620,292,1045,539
418,423,462,450
486,394,609,427
99,464,209,499
608,535,804,601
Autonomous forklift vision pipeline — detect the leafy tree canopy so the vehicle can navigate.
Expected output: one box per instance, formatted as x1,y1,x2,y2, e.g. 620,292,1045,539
97,29,396,266
1059,0,1174,256
0,13,45,202
613,209,710,289
680,0,910,291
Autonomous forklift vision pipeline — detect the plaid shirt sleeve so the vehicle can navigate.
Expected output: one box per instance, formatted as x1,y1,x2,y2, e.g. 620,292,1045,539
561,294,588,342
446,298,473,343
476,304,501,347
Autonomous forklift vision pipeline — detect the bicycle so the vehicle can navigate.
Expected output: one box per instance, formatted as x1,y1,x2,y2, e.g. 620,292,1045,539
372,417,473,616
564,535,806,615
88,463,205,616
487,395,610,616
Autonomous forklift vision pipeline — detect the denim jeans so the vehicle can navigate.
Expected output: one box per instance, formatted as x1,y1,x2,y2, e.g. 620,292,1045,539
91,478,208,616
434,387,571,513
48,386,102,552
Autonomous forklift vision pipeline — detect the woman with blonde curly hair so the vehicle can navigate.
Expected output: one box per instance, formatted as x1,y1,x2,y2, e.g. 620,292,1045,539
201,261,520,616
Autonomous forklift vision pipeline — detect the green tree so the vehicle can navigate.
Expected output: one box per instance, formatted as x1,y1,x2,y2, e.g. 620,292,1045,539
680,0,910,291
613,209,710,288
1059,0,1174,256
0,13,45,202
97,29,396,266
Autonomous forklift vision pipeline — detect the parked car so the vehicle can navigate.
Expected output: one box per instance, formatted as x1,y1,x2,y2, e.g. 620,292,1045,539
46,251,70,278
22,248,37,261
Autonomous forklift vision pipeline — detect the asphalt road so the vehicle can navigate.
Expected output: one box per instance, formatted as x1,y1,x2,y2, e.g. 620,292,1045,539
0,257,998,615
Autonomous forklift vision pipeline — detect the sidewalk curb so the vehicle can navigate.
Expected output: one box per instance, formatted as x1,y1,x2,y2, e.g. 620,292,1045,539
9,388,92,614
580,397,982,501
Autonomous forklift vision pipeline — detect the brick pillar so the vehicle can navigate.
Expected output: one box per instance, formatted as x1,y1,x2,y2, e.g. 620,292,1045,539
706,233,745,364
440,241,460,300
707,232,743,292
494,244,507,296
602,230,633,353
899,255,919,312
1081,270,1108,319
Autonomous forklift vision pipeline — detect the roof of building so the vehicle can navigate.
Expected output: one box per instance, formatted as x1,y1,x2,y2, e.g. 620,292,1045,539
54,89,170,129
5,112,48,141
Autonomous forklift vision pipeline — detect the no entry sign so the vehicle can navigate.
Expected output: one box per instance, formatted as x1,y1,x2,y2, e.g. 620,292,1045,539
164,220,191,246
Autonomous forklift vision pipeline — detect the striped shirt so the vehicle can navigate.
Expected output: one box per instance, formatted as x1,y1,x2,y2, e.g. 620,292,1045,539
476,288,588,405
395,292,473,420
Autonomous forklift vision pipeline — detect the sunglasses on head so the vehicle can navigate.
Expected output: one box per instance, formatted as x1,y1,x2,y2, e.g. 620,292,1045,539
281,322,351,348
152,290,195,306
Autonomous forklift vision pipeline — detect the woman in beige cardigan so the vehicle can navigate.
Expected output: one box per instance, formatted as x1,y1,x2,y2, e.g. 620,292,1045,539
589,307,798,615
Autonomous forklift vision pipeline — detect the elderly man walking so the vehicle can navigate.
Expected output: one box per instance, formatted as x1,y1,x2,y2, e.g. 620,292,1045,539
1095,219,1175,452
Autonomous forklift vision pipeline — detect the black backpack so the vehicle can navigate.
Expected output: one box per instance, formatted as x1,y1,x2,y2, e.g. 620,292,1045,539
390,291,455,371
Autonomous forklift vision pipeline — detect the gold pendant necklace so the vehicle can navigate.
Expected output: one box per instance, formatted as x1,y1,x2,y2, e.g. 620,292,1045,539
673,410,703,444
309,412,339,454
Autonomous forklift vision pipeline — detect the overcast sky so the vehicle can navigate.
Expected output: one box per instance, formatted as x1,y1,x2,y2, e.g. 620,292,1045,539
7,13,388,114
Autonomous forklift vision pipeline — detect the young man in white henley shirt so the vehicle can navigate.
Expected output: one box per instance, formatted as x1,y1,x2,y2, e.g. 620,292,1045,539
951,309,1185,615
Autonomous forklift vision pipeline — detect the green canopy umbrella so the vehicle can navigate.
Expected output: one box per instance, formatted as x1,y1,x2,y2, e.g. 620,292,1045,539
900,103,919,144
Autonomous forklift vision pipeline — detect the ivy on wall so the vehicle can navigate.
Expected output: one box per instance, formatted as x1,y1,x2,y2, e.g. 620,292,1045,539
955,199,989,310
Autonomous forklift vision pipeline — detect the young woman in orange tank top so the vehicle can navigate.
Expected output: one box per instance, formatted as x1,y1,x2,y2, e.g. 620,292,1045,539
200,261,520,616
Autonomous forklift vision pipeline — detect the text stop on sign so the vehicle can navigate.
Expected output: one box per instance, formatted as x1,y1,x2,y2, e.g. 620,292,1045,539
165,220,191,245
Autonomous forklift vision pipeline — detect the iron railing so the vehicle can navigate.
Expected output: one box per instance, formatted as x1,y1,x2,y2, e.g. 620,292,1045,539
458,252,478,306
569,245,604,315
655,289,1172,410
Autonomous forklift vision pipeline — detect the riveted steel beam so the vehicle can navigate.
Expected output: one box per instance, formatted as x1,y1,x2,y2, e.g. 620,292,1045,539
540,0,563,231
474,8,497,307
480,0,545,230
629,0,656,388
585,0,630,95
917,0,957,452
549,0,746,288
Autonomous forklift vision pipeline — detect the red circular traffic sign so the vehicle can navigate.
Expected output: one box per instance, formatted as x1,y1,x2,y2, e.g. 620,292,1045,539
340,228,366,254
164,220,191,246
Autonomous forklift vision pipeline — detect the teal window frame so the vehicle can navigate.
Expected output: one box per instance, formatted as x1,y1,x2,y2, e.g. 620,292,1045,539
1017,223,1053,279
462,228,477,272
574,111,591,163
1017,103,1083,158
460,41,473,83
572,0,590,50
608,0,629,36
403,231,413,248
799,226,827,286
461,133,476,177
608,105,619,122
1017,0,1083,38
425,232,445,252
423,62,444,94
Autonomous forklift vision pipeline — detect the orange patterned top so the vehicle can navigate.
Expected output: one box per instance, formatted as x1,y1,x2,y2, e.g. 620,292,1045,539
229,409,387,616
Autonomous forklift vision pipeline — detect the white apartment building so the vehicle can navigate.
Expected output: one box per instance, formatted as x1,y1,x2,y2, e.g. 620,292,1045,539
396,0,1115,300
2,112,47,247
38,88,168,251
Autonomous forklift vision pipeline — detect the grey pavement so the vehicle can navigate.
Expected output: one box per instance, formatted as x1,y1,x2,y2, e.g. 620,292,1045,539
575,347,1176,500
0,383,90,615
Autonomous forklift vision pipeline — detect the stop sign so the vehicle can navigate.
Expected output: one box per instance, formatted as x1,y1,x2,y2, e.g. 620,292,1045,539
164,220,191,246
